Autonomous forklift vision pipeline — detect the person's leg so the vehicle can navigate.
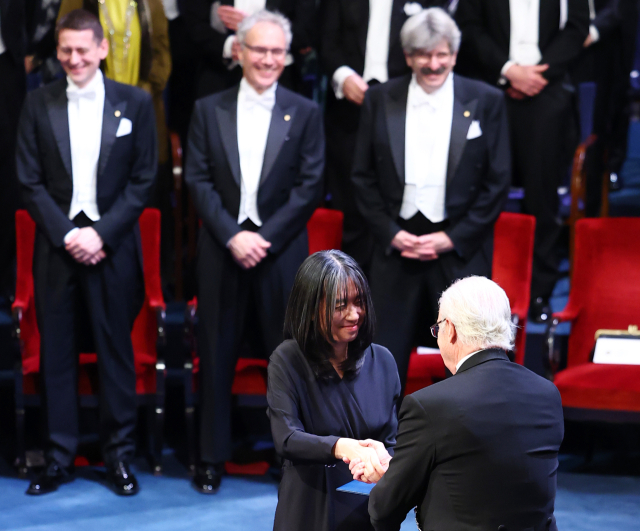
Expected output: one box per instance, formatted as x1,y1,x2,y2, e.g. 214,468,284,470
81,232,141,468
507,84,573,309
33,235,81,468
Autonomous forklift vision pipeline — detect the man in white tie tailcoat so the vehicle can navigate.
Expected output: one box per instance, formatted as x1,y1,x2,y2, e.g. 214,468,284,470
16,9,157,496
185,9,324,494
351,8,511,391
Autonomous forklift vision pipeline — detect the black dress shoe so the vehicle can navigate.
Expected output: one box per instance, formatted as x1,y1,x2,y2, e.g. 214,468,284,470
530,297,552,324
193,463,224,494
26,462,74,495
106,462,139,496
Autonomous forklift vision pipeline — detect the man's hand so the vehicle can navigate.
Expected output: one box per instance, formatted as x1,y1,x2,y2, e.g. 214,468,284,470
334,438,388,483
65,227,105,265
343,73,369,105
504,64,549,97
347,439,391,483
584,34,594,48
505,87,527,100
228,231,271,269
217,5,248,31
391,230,420,254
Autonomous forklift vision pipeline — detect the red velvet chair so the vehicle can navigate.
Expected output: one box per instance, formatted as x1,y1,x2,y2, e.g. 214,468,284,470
548,218,640,422
405,212,536,395
183,207,344,473
12,209,167,476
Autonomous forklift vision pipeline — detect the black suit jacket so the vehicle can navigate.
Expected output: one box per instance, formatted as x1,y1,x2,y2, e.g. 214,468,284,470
455,0,590,84
594,0,639,76
351,74,510,271
369,349,565,531
16,77,158,252
185,83,324,256
0,0,26,65
319,0,444,82
183,0,315,96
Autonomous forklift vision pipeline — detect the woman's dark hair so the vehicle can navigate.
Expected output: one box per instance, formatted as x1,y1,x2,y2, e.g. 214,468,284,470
284,250,375,378
56,9,104,45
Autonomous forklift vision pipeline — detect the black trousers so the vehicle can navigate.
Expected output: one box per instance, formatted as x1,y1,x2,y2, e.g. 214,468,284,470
506,81,575,300
370,214,458,392
324,92,374,269
196,225,303,464
33,218,143,468
0,52,26,295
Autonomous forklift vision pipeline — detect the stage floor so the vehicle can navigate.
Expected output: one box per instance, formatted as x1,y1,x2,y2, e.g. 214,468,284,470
0,452,639,531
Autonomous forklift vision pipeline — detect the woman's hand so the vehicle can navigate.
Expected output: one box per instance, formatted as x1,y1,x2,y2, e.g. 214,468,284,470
333,438,389,483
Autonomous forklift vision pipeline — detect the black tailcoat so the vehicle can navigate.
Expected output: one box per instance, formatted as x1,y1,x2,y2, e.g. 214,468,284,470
351,74,510,388
16,77,157,466
185,83,324,464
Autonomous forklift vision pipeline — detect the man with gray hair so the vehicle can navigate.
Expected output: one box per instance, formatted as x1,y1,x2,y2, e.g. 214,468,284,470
185,9,324,494
365,276,564,531
351,8,511,391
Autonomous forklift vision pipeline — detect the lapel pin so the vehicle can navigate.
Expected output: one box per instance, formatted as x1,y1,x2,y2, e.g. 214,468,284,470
284,114,291,121
463,111,470,118
115,110,121,117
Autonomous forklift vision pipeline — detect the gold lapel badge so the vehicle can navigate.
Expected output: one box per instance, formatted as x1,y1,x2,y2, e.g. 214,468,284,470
115,110,121,117
284,114,291,121
463,111,470,118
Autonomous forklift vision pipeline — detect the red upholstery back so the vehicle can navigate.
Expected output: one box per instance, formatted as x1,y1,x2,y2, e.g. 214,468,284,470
565,218,640,367
13,209,163,393
307,208,344,254
492,212,536,365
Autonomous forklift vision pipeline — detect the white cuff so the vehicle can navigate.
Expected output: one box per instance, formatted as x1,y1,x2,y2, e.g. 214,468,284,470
64,227,80,244
589,25,600,43
332,66,357,99
223,35,236,60
498,60,516,85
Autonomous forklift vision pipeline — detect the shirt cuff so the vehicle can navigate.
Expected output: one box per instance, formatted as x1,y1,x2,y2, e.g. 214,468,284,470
332,66,357,99
63,227,80,245
223,35,236,60
589,25,600,43
498,60,516,85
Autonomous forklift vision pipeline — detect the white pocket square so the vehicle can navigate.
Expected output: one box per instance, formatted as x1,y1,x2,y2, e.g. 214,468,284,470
466,120,482,140
116,118,132,137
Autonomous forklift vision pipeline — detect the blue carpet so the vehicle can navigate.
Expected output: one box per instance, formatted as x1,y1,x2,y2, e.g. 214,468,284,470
1,453,639,531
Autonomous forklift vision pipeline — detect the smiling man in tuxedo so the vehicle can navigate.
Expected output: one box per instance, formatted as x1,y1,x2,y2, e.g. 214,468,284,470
185,9,324,494
16,9,157,496
351,8,511,391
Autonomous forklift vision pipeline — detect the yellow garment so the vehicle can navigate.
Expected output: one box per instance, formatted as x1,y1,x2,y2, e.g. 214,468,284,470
99,0,141,86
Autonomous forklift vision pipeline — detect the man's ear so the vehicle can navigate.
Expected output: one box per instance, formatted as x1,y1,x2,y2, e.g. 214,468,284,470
448,320,457,345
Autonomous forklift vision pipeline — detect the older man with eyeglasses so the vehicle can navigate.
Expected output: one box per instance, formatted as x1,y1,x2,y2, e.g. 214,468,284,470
185,9,324,494
361,276,565,531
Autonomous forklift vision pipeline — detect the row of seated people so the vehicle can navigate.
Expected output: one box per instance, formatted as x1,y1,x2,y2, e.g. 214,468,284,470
9,3,640,504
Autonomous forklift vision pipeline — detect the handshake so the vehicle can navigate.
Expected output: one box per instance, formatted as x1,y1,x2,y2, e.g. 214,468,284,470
333,438,391,484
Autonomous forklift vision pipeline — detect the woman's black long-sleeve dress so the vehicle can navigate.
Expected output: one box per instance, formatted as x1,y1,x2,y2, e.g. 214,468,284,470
267,340,401,531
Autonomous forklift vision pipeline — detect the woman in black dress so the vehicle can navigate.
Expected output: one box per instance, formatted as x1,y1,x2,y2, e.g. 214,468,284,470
267,250,401,531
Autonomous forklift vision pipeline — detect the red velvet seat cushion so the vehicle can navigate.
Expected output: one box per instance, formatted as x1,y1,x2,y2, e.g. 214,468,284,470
405,349,446,395
554,363,640,412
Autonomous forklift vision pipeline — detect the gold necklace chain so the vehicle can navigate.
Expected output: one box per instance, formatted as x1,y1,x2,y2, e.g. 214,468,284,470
98,0,138,77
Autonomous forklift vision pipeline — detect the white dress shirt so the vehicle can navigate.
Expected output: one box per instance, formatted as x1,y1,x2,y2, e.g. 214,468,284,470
0,11,6,55
401,72,454,223
67,70,105,225
236,78,276,227
455,349,483,372
500,0,542,81
332,0,394,99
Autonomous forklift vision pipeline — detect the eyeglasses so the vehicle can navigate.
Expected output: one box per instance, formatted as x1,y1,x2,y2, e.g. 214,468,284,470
430,318,446,338
243,43,287,59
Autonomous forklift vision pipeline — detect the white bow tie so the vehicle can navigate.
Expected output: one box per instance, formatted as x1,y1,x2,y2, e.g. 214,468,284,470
67,86,97,101
243,90,276,111
411,91,438,109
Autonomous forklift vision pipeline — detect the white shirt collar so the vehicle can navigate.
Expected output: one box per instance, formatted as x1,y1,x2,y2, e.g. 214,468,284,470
455,349,483,372
66,69,105,97
238,77,278,108
408,71,453,109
